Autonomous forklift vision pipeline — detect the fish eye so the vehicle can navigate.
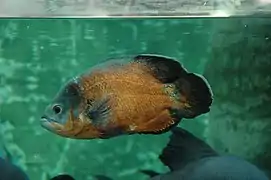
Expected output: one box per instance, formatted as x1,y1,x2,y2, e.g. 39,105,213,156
52,105,62,114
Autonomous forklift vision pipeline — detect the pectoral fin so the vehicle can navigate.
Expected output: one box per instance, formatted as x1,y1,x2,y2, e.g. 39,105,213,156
85,96,112,128
132,109,178,134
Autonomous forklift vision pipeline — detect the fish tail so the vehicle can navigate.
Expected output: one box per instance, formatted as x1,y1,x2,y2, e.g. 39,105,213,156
170,73,213,119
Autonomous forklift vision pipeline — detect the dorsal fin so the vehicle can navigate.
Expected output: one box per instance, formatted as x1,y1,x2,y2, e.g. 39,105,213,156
133,54,188,83
159,127,218,171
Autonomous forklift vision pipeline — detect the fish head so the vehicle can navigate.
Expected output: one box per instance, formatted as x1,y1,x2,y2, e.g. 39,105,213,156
40,79,82,135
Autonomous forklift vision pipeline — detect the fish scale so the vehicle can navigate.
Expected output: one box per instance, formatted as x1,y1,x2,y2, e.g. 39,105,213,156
79,66,175,133
113,94,173,130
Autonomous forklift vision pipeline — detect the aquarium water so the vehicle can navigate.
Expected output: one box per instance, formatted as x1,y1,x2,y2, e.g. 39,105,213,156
0,15,270,180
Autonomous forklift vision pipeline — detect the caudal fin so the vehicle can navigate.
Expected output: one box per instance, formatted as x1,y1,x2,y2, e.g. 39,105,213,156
173,73,213,119
132,54,213,118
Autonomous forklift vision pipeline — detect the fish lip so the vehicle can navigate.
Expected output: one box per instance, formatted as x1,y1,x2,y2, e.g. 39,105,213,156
40,119,54,131
40,115,59,124
40,118,62,133
40,115,61,131
40,115,67,133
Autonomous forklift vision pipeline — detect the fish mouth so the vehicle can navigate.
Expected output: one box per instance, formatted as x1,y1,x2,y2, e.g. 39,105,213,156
40,115,63,131
41,115,58,123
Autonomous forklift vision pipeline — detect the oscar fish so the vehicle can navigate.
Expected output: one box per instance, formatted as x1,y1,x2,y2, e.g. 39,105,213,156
40,54,213,139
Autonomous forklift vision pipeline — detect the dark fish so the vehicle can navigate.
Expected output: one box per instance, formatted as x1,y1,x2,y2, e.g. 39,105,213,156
94,127,269,180
0,157,29,180
50,174,75,180
139,127,269,180
40,54,213,139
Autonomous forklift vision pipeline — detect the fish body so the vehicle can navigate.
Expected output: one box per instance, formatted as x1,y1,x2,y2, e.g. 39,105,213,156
94,127,269,180
151,156,270,180
0,144,29,180
140,127,269,180
0,157,29,180
41,54,213,139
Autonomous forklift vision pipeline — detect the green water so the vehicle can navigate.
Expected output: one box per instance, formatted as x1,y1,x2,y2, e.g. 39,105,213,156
0,17,270,180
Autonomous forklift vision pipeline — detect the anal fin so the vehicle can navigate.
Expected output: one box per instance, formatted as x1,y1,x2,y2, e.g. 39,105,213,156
133,109,179,134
